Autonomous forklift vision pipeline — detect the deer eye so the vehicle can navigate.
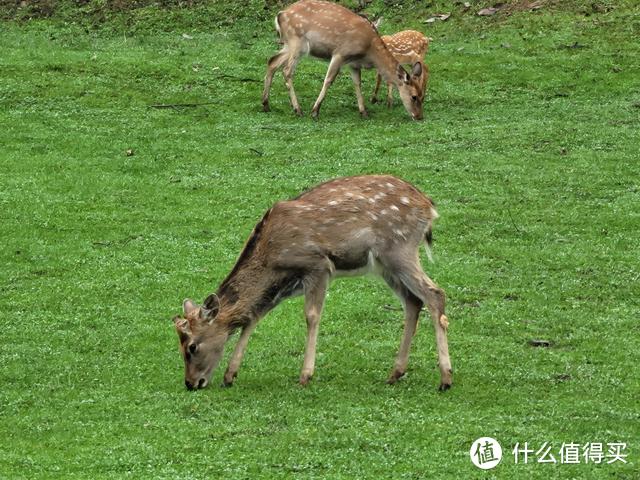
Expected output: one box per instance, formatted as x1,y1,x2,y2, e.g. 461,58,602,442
411,95,418,102
189,343,197,354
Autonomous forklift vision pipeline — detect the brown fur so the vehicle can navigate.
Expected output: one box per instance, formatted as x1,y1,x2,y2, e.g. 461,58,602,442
372,30,431,107
174,175,452,391
262,0,425,120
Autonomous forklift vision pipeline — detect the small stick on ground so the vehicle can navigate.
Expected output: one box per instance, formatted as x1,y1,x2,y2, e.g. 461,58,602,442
149,102,216,109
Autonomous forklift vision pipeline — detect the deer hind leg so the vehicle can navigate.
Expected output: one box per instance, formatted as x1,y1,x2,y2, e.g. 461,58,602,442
383,273,423,384
262,49,288,112
371,71,382,104
281,39,304,116
396,262,452,390
222,319,258,386
300,273,329,385
349,67,368,118
310,54,344,120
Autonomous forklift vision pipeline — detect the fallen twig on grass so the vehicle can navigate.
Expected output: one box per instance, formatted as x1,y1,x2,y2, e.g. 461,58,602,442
214,74,260,83
149,102,216,109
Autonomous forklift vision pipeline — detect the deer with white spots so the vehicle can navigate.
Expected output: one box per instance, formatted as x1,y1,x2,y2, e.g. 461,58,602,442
371,30,431,108
261,0,425,120
173,175,452,391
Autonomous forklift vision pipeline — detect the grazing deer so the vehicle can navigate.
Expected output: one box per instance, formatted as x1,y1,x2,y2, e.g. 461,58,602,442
371,30,431,108
261,0,425,120
173,175,452,391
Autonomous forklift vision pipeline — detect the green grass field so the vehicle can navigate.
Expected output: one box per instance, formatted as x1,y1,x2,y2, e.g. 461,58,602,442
1,1,639,478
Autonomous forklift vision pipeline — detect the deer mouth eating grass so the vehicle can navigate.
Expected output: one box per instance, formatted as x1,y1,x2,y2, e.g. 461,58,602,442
173,175,452,391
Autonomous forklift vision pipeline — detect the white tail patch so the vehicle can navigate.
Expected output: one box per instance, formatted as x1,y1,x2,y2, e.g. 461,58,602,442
274,14,281,37
424,243,434,263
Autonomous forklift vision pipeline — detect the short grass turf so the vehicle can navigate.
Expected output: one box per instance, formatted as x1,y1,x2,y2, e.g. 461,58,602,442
1,3,639,479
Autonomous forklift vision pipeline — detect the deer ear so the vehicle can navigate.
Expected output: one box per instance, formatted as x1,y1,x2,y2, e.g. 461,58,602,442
201,293,220,322
173,316,191,333
183,298,199,316
397,65,410,83
411,62,423,79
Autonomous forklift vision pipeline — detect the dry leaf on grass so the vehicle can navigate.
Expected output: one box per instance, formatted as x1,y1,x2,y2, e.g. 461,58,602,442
425,13,451,23
477,7,500,16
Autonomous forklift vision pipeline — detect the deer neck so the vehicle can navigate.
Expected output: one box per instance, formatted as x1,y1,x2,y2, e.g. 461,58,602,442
370,37,402,86
215,262,303,331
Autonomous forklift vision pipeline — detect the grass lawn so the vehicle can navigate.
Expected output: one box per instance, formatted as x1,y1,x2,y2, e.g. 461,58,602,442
1,1,639,478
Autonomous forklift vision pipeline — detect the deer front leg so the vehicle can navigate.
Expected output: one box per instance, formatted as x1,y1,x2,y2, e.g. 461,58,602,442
386,82,394,108
350,67,369,117
349,67,368,118
300,274,328,385
310,55,344,120
222,320,258,386
371,72,382,104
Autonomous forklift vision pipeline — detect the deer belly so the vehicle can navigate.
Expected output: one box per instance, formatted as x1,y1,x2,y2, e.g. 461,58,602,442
303,33,336,60
331,250,381,278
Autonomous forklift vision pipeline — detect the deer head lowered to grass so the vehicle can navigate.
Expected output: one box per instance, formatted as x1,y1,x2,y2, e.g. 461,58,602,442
371,30,431,108
173,175,452,391
261,0,425,120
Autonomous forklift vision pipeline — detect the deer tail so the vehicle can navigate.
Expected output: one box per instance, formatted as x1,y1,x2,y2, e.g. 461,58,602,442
424,205,439,262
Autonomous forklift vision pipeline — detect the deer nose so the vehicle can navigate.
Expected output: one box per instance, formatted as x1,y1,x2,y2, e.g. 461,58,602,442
198,378,206,389
185,380,195,390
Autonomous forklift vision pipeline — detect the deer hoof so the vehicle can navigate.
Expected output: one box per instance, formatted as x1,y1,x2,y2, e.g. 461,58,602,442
222,371,237,387
299,372,313,386
360,110,369,119
438,382,452,392
262,102,270,112
370,96,378,104
294,108,304,117
386,370,405,384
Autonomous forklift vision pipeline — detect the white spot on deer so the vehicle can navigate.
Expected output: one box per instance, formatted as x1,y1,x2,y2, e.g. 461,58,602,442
385,182,395,189
400,196,410,205
373,192,386,201
367,212,378,221
390,205,400,212
380,209,388,215
328,200,338,206
368,198,375,204
393,229,406,240
353,227,374,240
